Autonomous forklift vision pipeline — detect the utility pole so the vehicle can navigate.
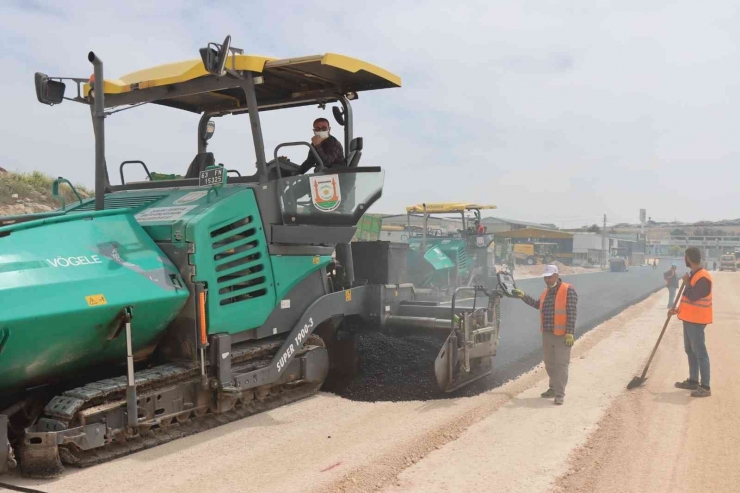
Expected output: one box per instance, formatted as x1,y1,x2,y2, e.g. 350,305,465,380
602,214,607,269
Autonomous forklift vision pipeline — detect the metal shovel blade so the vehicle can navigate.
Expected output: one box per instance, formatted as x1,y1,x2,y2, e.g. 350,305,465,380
626,376,646,390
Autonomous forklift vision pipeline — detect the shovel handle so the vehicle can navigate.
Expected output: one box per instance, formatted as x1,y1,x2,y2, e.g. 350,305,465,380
640,281,686,379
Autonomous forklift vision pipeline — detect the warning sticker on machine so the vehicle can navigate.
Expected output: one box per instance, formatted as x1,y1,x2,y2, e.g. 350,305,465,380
173,191,207,205
86,294,107,306
135,206,196,223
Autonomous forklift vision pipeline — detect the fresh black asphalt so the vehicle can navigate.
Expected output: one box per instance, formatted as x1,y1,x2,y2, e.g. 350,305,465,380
337,259,682,401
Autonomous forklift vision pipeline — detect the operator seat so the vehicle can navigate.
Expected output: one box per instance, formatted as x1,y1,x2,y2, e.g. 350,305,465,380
185,152,215,179
345,137,363,167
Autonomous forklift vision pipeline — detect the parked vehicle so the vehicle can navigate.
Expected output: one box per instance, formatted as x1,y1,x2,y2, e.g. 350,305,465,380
719,254,737,272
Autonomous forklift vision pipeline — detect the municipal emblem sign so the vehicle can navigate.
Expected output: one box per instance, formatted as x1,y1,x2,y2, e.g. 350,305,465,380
476,236,485,247
309,175,342,212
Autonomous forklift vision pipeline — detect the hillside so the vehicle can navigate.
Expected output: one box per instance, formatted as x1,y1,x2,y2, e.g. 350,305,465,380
0,170,92,217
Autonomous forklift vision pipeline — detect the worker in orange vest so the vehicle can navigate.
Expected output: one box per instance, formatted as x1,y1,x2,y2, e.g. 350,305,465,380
670,247,712,397
512,265,578,405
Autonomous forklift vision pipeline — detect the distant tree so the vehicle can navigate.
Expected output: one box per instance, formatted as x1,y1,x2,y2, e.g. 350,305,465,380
587,224,600,233
669,245,683,256
670,229,686,236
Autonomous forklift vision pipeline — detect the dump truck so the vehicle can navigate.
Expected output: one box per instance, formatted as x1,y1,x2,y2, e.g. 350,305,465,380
719,254,737,272
0,36,519,478
609,257,629,272
513,242,558,265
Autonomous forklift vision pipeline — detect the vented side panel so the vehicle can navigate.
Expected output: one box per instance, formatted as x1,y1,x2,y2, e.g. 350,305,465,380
187,188,276,335
457,249,468,271
209,216,268,306
71,194,167,212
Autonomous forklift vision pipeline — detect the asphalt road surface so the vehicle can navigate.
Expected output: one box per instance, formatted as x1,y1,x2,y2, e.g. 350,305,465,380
456,259,679,393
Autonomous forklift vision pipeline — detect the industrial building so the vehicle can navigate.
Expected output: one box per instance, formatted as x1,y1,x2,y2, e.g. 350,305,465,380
572,232,645,266
649,234,740,259
479,217,558,234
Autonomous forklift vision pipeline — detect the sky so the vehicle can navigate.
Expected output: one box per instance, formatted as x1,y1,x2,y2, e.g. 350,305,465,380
1,0,739,227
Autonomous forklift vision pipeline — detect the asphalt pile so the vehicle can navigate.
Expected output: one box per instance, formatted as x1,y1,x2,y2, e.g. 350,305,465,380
334,332,445,402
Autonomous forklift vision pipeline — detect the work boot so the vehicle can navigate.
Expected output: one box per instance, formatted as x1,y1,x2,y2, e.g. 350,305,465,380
541,388,556,398
554,396,564,405
675,379,699,390
691,386,711,398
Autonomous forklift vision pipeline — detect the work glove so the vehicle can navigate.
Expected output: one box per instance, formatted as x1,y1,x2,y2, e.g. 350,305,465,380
565,334,574,347
511,288,525,298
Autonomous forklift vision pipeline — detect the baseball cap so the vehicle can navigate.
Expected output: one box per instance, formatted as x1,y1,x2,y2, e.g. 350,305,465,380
542,264,559,277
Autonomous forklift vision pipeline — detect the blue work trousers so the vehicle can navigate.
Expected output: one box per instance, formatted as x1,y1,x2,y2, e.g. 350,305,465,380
667,286,677,308
683,321,710,388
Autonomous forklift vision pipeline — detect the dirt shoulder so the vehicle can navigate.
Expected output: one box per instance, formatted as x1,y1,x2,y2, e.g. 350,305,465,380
553,272,740,493
382,289,668,492
385,274,739,493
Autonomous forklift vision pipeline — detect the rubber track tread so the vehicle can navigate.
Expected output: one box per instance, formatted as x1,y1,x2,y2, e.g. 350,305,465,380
59,383,320,468
44,339,284,422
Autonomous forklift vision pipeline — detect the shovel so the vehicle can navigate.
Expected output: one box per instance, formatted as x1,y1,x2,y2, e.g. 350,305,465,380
626,281,686,390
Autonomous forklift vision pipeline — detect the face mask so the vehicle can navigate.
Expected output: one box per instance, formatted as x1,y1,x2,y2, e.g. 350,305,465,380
314,130,329,139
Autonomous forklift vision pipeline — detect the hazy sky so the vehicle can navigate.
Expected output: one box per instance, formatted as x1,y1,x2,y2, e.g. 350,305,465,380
1,1,738,227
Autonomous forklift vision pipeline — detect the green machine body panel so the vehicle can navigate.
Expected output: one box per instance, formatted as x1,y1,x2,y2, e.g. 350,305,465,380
408,237,469,287
271,255,332,302
74,186,279,336
0,211,189,393
179,187,332,335
0,181,348,393
422,245,455,270
183,188,277,335
77,186,338,336
113,184,332,336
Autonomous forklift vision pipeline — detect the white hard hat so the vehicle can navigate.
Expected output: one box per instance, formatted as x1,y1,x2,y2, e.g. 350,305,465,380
542,264,559,277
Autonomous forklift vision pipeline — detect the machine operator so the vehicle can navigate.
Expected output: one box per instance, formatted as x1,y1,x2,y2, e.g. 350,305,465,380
298,118,345,174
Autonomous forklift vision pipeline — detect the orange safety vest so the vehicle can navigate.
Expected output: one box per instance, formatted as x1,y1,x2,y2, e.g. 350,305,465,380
678,269,713,324
539,282,571,336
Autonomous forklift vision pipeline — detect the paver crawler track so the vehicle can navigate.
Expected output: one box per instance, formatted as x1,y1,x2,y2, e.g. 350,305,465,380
60,382,320,468
45,339,283,423
20,337,320,476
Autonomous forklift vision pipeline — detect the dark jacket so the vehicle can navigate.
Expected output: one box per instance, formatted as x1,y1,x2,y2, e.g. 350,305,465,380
664,269,679,288
683,268,711,302
299,135,345,174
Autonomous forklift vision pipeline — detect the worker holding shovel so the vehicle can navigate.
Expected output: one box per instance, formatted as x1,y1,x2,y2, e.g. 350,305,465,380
672,247,713,397
512,265,578,405
663,263,679,308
